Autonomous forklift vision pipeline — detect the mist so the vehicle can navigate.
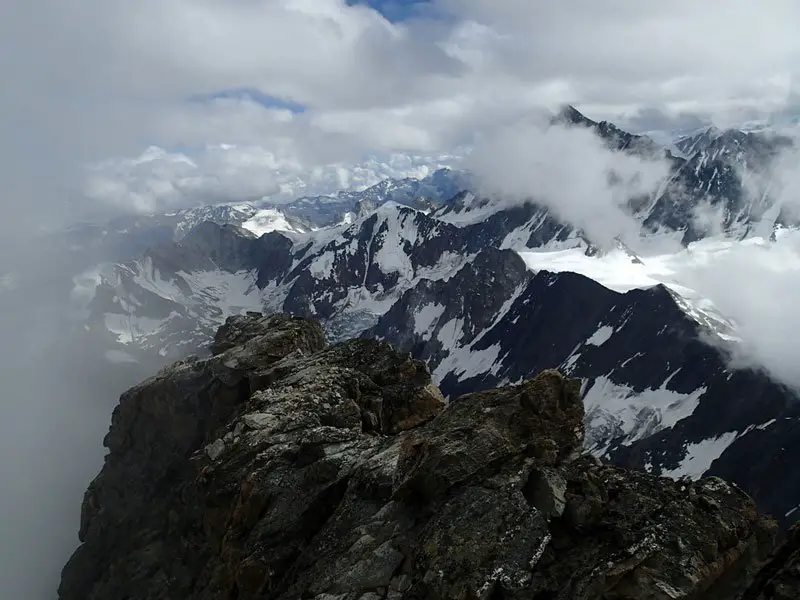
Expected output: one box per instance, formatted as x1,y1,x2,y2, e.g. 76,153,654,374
676,135,800,391
465,118,672,246
0,4,156,597
465,115,800,394
769,135,800,221
673,232,800,390
0,243,152,598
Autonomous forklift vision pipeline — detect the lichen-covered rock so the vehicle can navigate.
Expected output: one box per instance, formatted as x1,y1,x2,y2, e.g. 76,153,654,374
210,311,326,359
738,524,800,599
59,314,777,600
393,371,583,504
538,467,777,600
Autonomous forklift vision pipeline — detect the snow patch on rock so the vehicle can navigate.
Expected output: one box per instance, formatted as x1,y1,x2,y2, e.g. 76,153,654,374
583,374,706,456
586,325,614,346
661,432,739,480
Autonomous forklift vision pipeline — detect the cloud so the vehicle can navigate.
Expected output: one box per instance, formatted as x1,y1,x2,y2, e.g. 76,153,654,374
6,0,800,222
0,240,154,598
673,232,800,391
0,0,463,224
108,0,461,110
84,143,461,213
437,1,800,120
765,139,800,221
690,200,729,238
82,117,464,217
620,107,711,137
465,119,671,245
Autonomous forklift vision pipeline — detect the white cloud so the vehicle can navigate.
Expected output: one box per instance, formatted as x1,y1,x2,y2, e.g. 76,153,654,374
7,0,800,221
438,0,800,122
675,232,800,390
100,0,462,111
690,200,728,238
85,143,462,213
767,141,800,221
466,119,671,245
4,0,800,221
523,234,800,392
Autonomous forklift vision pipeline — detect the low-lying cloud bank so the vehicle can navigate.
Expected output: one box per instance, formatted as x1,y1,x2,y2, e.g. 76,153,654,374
83,145,461,214
474,118,800,392
522,232,800,392
676,231,800,391
466,118,671,247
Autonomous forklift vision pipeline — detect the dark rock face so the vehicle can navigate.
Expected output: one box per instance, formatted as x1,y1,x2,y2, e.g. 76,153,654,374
645,129,794,242
364,247,531,369
741,525,800,599
556,105,796,241
705,419,800,532
209,312,319,356
277,167,470,227
60,314,779,600
369,266,800,530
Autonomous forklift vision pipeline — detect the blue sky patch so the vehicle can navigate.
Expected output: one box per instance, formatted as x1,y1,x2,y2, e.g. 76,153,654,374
347,0,432,22
189,88,306,113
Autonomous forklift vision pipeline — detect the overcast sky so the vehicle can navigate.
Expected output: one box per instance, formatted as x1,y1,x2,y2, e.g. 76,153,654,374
3,0,800,216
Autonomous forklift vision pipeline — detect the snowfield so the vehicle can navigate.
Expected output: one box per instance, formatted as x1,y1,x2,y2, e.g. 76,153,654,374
70,201,800,483
518,231,800,344
241,209,308,236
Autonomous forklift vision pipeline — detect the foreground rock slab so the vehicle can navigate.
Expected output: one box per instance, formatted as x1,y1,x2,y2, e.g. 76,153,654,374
739,524,800,599
60,313,777,600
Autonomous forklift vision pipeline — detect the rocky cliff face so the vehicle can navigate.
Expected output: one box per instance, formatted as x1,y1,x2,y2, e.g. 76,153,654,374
60,313,784,600
741,525,800,599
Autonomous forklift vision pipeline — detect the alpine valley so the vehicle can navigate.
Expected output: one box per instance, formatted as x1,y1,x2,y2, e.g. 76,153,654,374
39,106,800,536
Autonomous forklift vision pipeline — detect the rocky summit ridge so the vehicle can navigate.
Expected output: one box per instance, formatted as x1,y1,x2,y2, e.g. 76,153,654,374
59,313,797,599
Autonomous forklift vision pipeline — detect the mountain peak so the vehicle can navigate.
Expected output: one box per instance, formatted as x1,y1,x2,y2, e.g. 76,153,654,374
553,104,597,127
59,313,779,600
550,105,661,156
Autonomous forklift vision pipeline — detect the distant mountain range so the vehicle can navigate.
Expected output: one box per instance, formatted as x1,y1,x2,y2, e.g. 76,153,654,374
19,105,800,532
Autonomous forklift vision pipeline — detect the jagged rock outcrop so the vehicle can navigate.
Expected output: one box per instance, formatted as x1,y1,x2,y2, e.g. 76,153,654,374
60,313,779,600
740,525,800,599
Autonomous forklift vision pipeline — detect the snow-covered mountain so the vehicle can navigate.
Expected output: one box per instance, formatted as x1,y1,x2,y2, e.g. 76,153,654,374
551,106,798,245
69,106,799,363
65,110,797,270
554,105,667,157
645,126,794,242
58,105,800,531
364,239,800,525
73,202,496,359
252,167,470,227
674,125,725,157
63,167,467,267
